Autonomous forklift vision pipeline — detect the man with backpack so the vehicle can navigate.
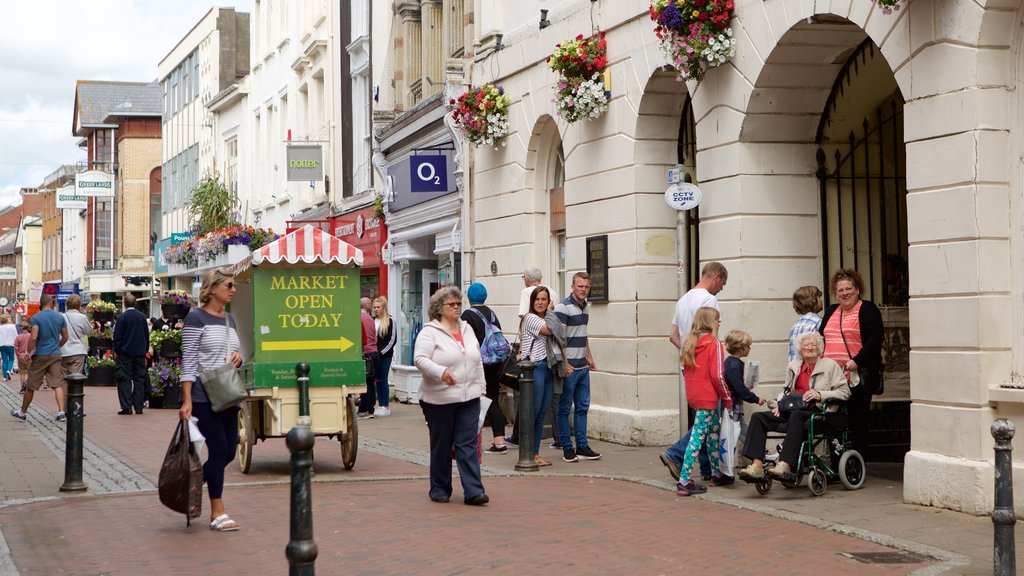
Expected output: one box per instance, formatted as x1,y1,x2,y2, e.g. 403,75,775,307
461,283,510,454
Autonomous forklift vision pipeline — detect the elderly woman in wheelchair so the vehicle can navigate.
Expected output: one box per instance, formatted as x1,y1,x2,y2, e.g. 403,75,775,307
738,332,865,496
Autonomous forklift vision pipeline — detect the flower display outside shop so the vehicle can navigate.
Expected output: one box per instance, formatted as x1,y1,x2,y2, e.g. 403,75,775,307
149,328,182,351
85,300,117,314
148,358,182,398
87,355,115,368
650,0,736,82
448,84,512,149
548,31,610,124
159,290,195,307
164,225,280,265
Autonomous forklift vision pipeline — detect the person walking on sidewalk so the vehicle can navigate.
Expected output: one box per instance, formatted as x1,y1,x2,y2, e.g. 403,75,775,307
113,294,149,415
357,297,380,418
372,296,396,417
179,268,244,531
554,272,601,463
461,283,509,455
661,262,728,482
414,286,489,505
0,316,17,380
60,295,92,416
676,307,733,496
11,294,68,422
14,320,30,394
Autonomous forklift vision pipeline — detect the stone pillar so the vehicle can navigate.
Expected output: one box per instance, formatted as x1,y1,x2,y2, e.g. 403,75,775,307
421,0,444,99
397,2,422,110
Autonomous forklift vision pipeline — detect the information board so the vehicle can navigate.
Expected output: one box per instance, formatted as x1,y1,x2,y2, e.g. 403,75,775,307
586,235,609,303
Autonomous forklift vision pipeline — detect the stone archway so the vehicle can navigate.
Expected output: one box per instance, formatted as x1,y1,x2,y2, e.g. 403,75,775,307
523,115,565,294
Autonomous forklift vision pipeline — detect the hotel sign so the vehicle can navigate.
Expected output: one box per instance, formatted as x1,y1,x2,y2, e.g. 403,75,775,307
75,170,113,197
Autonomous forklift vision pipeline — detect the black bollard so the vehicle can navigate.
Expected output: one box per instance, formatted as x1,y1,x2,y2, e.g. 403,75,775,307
991,418,1016,576
60,374,87,492
296,362,311,419
515,359,538,472
286,424,317,575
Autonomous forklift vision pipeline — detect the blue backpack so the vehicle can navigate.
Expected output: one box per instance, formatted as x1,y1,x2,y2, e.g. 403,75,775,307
467,307,510,365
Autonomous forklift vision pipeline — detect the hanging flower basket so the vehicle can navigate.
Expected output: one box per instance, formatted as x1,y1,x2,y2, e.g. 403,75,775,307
85,300,117,324
549,31,610,123
650,0,736,82
872,0,903,14
159,290,194,320
448,84,512,149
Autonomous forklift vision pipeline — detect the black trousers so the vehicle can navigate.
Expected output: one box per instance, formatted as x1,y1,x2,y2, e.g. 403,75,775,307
845,384,872,459
483,363,505,439
742,409,846,469
358,352,380,413
115,355,147,412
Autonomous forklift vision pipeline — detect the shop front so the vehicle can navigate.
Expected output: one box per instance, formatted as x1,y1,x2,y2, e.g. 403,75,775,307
328,206,388,300
376,96,463,402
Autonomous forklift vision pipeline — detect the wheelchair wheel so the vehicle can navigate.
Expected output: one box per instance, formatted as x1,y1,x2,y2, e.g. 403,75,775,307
808,468,827,496
838,450,866,490
754,478,772,495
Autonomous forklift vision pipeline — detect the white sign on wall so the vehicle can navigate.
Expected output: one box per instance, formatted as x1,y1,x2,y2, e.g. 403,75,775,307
75,170,113,197
56,184,87,209
664,182,702,211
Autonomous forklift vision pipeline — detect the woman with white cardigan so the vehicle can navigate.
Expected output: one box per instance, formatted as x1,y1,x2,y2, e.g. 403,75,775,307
413,286,489,505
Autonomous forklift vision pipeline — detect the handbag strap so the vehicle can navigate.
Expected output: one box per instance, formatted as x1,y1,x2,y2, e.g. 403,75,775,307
838,309,854,361
222,313,231,364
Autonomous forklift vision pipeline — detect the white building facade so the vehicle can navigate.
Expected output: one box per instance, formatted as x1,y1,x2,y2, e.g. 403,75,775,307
451,0,1024,516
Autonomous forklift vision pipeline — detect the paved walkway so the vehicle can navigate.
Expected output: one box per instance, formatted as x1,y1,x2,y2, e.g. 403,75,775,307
0,380,1017,574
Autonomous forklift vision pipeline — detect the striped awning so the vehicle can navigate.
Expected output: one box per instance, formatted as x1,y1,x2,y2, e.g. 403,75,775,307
231,225,363,274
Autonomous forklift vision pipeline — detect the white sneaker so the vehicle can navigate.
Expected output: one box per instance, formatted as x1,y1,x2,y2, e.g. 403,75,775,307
373,406,390,417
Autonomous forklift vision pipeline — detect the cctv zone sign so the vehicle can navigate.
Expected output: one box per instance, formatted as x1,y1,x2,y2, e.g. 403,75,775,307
75,170,113,197
286,144,324,181
409,155,448,193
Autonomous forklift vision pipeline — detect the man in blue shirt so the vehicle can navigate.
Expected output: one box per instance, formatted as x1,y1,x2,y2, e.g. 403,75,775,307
554,272,601,463
113,294,150,415
11,294,68,422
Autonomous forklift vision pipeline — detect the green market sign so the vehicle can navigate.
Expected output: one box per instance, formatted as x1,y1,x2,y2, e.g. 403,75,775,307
251,266,363,387
285,144,323,181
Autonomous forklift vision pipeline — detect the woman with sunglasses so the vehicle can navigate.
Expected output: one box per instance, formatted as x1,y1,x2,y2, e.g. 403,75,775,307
179,268,244,531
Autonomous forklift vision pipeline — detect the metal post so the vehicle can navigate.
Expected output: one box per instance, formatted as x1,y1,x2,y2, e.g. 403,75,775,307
296,362,310,420
991,418,1016,576
286,424,317,575
60,374,87,492
514,359,538,471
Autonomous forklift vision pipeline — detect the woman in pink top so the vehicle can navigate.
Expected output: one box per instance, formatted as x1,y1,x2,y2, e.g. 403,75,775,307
818,268,884,460
14,321,31,393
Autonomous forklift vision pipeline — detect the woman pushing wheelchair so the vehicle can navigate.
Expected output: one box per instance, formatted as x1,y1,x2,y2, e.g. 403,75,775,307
738,332,850,482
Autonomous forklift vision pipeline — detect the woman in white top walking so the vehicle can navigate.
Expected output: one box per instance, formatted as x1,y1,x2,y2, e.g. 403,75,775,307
0,316,18,381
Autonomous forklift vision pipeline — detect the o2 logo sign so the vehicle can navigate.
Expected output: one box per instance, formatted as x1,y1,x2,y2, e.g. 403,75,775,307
410,155,448,193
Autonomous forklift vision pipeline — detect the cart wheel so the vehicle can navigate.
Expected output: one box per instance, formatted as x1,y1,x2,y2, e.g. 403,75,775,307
838,450,866,490
808,467,827,497
341,396,358,470
754,478,772,495
237,403,253,474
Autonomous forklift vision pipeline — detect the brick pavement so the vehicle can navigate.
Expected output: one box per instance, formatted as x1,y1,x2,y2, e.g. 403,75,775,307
0,477,936,576
0,379,1014,574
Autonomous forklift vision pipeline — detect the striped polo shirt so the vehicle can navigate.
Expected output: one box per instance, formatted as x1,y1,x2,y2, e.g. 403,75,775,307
554,295,590,368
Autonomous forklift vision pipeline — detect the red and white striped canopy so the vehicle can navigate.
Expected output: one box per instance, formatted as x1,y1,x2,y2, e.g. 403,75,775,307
249,224,363,267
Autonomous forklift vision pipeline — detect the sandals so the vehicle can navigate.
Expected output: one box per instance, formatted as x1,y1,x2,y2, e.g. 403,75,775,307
210,514,241,532
534,455,552,467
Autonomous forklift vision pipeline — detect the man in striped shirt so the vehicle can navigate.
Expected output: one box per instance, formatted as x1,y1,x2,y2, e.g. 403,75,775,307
553,272,600,462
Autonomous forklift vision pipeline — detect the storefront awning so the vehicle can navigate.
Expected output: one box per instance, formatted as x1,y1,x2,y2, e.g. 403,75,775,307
230,225,363,275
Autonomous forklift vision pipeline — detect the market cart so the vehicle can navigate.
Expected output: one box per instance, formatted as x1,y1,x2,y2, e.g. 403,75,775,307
228,225,367,473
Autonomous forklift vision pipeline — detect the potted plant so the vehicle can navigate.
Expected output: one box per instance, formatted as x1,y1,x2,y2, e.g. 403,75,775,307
86,355,116,387
159,290,194,321
549,31,610,124
650,0,736,82
148,358,182,409
85,300,117,324
448,83,512,149
89,328,114,351
150,328,183,359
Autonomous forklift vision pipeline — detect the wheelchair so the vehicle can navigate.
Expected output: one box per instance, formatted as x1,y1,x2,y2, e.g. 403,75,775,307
745,400,866,497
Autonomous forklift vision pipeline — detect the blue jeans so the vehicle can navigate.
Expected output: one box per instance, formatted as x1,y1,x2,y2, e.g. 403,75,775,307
420,398,485,502
0,346,14,379
375,353,393,408
532,363,553,453
557,365,590,449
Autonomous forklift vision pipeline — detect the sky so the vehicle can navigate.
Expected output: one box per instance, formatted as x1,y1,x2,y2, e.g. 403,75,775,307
0,0,242,209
